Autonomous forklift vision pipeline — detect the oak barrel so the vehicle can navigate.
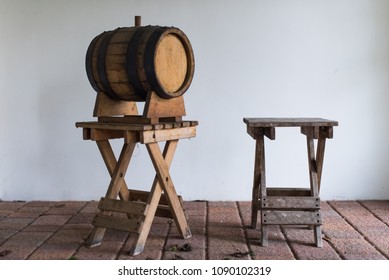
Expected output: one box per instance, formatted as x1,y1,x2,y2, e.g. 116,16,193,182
86,26,195,101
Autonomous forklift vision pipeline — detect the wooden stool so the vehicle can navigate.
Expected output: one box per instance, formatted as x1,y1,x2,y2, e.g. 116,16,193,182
243,118,338,247
76,120,197,255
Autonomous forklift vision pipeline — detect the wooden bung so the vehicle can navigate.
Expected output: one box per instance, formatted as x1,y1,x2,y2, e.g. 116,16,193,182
135,16,141,26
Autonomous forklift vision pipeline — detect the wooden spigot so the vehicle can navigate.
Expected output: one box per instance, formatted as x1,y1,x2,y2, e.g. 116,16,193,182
135,16,141,26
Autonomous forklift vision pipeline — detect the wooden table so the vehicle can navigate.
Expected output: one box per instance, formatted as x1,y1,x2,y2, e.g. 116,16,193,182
76,120,198,255
243,118,338,247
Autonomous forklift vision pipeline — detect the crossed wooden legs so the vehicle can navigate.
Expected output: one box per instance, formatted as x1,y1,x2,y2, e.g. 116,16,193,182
251,127,328,247
86,138,191,255
133,140,191,255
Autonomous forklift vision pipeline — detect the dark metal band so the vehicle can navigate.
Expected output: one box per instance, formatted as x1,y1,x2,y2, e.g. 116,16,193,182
97,30,120,100
85,33,103,93
144,27,170,98
126,27,150,99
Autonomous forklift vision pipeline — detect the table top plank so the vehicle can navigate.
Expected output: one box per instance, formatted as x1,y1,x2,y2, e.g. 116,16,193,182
243,118,338,127
76,121,198,131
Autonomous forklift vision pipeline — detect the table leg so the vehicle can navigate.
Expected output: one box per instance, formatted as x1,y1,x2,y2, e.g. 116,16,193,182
130,140,178,255
250,131,268,245
258,134,268,246
146,141,192,239
251,138,261,229
316,134,327,193
306,134,323,248
87,141,136,247
96,140,130,201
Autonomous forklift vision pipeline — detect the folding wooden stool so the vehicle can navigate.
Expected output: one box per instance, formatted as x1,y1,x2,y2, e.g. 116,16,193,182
244,118,338,247
76,91,197,255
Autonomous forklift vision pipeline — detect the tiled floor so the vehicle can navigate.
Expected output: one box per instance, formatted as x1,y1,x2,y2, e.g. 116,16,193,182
0,200,388,260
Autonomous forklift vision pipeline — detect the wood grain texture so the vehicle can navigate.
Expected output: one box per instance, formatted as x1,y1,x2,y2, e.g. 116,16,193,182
244,118,338,127
261,196,320,209
92,213,141,233
98,197,146,215
155,34,188,93
140,126,196,144
93,92,138,117
262,211,322,225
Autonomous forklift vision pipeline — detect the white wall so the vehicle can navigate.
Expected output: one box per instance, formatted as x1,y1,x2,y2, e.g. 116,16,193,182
1,0,388,201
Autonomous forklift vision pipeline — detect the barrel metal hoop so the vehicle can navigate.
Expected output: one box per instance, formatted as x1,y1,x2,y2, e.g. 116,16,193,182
173,28,195,98
85,33,103,93
97,30,121,100
126,27,149,99
144,27,170,99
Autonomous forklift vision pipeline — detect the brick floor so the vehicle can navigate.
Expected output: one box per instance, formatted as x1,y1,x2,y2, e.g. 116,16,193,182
0,200,387,260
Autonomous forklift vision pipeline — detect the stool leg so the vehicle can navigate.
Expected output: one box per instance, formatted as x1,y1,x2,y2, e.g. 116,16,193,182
130,140,178,255
314,225,323,248
256,134,268,246
316,135,327,193
307,135,323,247
146,141,192,239
251,139,262,229
87,142,136,247
96,140,131,201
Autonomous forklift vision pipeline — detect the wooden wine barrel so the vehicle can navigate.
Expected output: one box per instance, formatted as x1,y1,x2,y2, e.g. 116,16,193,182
86,26,195,101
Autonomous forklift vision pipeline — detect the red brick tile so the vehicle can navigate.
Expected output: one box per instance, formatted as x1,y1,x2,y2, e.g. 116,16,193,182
331,238,386,260
17,206,51,214
79,201,99,213
208,201,239,212
46,229,91,244
45,201,86,215
183,201,206,211
22,215,72,232
246,226,295,260
0,231,53,259
74,241,124,260
0,217,34,230
118,222,169,260
7,212,41,219
359,200,389,210
25,201,58,207
0,229,18,246
328,200,389,258
360,200,389,226
66,213,95,224
28,242,80,260
208,234,250,260
0,201,27,212
62,223,94,230
163,234,205,260
282,227,341,260
0,246,36,260
32,214,71,226
237,201,252,227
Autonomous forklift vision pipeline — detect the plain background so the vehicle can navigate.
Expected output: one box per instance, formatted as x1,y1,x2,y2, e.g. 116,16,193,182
1,0,388,201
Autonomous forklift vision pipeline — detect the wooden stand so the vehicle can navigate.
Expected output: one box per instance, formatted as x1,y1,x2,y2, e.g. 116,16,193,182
243,118,338,247
76,91,197,255
93,91,186,124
